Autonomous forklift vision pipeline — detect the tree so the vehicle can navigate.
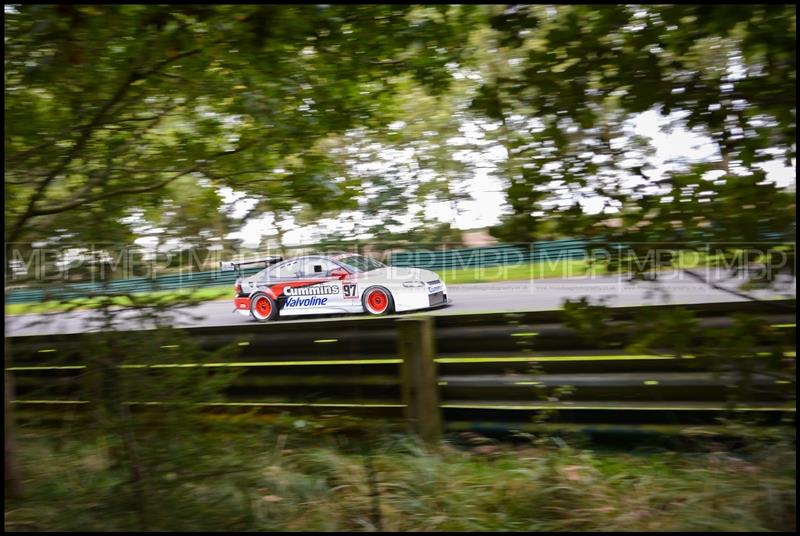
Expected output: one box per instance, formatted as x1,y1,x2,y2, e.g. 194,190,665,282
246,72,481,249
5,4,477,247
472,4,795,285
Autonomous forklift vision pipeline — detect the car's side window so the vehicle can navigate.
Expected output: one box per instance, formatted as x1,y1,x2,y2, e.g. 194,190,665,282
297,258,337,278
268,260,301,279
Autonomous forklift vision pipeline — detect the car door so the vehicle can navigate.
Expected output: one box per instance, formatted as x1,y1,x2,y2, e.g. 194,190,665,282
269,257,334,315
260,259,308,310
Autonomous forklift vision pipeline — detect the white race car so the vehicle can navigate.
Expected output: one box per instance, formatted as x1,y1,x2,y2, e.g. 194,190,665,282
229,253,450,322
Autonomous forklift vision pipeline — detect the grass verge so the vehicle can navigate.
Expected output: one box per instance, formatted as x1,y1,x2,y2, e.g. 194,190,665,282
5,286,232,315
5,427,795,532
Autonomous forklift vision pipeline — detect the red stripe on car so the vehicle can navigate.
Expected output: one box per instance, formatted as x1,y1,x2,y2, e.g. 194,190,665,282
269,279,329,298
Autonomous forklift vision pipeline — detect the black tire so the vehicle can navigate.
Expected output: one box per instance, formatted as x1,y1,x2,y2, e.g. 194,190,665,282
249,292,278,322
362,285,395,315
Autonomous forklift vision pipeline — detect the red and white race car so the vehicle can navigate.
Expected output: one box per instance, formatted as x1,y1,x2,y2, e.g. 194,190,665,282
226,253,450,322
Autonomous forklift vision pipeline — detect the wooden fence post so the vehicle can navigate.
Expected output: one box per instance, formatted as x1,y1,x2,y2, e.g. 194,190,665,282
398,316,442,446
5,338,23,499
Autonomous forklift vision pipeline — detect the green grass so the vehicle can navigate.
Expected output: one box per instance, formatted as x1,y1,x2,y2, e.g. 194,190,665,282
437,250,717,285
5,286,232,315
5,427,796,532
438,258,601,284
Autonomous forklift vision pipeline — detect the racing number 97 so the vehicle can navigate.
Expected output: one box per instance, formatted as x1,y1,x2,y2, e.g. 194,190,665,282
342,283,357,298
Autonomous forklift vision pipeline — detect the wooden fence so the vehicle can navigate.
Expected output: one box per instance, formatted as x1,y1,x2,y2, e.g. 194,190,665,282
7,300,796,443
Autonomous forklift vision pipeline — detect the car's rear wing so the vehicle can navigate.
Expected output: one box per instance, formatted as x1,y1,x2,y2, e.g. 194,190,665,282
219,256,283,275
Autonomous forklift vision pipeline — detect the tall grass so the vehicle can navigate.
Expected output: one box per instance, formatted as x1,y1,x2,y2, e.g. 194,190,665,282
5,428,795,532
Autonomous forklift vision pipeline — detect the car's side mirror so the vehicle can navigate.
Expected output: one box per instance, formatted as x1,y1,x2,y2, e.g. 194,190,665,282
329,268,348,279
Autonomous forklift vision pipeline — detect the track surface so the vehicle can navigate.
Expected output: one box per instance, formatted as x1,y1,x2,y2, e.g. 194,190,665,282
6,272,795,337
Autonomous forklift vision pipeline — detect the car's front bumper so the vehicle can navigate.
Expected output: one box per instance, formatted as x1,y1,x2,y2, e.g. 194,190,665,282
394,285,450,312
429,297,453,310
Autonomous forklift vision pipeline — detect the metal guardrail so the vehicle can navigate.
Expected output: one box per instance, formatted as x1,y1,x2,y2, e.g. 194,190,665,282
7,300,795,440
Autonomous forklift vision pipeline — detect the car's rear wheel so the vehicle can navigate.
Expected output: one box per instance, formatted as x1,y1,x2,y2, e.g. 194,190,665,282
250,292,278,322
362,286,394,315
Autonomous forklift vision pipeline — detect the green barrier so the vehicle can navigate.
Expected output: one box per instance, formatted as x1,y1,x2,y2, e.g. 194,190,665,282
6,240,595,303
6,266,264,304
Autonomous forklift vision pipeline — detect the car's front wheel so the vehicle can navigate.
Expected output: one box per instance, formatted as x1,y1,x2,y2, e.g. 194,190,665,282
250,292,278,322
362,286,395,315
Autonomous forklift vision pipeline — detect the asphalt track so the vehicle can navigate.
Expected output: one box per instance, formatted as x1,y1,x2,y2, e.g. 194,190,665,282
5,271,795,337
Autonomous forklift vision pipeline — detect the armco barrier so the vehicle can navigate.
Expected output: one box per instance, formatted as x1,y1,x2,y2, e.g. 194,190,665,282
7,300,796,442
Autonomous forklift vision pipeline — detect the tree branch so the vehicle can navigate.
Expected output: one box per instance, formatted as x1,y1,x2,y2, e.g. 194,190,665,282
202,169,284,184
4,124,82,166
97,100,184,127
367,58,405,66
683,268,795,311
6,76,137,243
6,48,204,243
28,140,258,217
27,168,198,217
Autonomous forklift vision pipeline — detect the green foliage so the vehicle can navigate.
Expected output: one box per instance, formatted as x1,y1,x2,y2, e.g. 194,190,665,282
5,5,477,249
475,4,795,282
75,326,243,530
7,5,793,275
6,430,796,531
6,314,247,528
562,297,626,349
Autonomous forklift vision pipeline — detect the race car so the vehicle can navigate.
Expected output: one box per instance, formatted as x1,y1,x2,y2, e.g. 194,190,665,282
228,252,450,322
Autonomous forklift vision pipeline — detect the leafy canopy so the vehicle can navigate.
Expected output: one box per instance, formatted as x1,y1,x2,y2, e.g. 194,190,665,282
474,4,795,272
5,4,476,250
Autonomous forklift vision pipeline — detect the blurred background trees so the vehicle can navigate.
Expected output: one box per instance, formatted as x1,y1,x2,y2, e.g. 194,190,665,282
472,5,795,278
5,4,795,268
5,4,478,269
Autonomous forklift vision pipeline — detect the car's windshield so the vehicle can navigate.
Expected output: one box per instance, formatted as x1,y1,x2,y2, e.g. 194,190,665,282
336,255,386,272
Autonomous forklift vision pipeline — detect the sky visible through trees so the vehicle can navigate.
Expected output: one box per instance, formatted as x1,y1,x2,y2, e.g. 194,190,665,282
225,109,795,248
4,4,795,259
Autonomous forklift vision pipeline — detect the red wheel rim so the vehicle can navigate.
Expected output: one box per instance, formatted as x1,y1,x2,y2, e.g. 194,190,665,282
254,296,272,318
367,289,388,313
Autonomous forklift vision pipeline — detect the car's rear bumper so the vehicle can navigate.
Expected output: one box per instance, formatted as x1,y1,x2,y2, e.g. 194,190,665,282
233,296,250,314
